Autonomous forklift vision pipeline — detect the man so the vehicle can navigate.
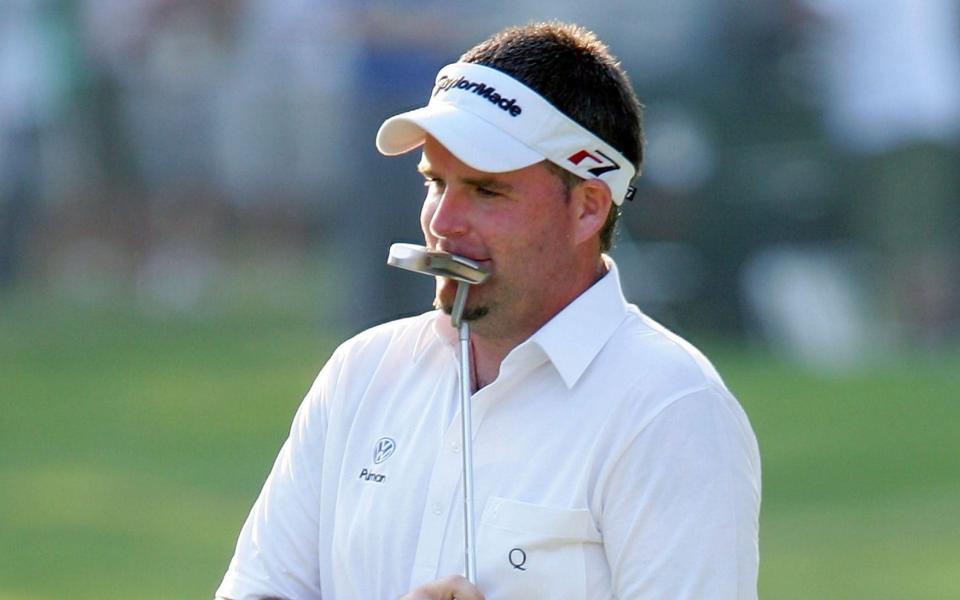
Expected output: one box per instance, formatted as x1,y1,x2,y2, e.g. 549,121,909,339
216,22,760,600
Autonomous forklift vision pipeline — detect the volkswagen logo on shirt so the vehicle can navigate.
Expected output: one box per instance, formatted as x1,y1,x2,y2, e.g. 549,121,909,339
373,437,396,464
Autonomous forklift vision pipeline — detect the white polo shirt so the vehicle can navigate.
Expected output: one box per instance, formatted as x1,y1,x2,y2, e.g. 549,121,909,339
216,260,761,600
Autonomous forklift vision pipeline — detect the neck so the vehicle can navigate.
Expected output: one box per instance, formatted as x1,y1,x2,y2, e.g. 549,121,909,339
467,256,607,390
469,335,515,390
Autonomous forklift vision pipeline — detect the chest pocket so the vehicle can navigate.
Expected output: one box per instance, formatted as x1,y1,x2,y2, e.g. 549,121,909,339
476,496,601,600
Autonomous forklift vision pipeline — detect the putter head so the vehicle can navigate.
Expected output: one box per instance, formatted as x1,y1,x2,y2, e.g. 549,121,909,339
387,243,490,285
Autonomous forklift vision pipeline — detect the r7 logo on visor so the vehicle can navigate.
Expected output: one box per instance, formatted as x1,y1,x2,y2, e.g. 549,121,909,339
567,149,621,177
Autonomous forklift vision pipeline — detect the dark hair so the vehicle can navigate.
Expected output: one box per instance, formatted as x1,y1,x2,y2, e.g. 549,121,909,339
461,21,643,252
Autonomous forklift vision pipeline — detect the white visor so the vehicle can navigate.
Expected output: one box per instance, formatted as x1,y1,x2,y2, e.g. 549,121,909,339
376,62,637,205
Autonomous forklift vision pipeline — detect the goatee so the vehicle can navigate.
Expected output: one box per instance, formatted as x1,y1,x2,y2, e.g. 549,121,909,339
436,298,489,321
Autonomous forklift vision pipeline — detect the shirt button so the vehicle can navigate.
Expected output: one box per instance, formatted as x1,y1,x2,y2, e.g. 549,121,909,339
432,503,443,516
450,441,461,453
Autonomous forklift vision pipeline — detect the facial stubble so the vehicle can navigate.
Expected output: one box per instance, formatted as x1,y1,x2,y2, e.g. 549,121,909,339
435,297,489,321
434,276,490,321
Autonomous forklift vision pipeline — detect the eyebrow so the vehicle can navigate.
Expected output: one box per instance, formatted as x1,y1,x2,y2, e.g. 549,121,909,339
417,165,513,193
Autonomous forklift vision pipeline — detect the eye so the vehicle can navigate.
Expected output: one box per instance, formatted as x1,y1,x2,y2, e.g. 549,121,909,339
475,185,501,198
423,177,445,193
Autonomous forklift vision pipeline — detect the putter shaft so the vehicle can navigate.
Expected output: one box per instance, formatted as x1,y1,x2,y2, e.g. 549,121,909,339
388,246,483,583
458,317,478,583
451,280,477,582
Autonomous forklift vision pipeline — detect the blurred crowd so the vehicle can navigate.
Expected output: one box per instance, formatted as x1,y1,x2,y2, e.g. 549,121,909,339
1,0,958,369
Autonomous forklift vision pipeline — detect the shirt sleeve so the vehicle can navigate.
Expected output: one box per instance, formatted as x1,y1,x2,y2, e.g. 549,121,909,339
215,351,341,600
600,386,762,599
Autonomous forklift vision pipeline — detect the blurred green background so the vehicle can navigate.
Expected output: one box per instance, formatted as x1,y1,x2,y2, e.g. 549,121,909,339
3,1,960,598
3,277,958,599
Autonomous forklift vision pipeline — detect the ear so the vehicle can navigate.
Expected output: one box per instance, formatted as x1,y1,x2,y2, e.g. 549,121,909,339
570,179,613,247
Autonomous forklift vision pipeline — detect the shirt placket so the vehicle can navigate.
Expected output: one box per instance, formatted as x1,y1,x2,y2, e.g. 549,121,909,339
407,355,498,587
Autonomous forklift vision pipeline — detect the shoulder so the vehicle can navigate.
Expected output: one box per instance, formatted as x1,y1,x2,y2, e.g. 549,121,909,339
330,311,439,370
580,306,760,454
601,307,730,400
309,310,447,401
595,308,761,487
299,311,440,417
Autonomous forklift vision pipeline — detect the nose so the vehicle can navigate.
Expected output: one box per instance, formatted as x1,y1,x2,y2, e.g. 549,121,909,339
425,186,469,241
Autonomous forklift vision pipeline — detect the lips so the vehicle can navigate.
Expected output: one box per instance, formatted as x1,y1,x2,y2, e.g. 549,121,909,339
434,244,491,266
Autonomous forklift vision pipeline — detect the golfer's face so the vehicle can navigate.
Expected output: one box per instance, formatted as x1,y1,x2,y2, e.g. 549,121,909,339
418,137,583,338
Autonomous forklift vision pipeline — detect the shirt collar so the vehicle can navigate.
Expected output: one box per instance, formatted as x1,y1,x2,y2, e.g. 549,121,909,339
526,255,630,388
414,256,631,389
412,310,454,363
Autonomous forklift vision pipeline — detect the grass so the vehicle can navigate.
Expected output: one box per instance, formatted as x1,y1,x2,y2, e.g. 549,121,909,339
714,343,960,599
0,284,339,599
2,287,958,599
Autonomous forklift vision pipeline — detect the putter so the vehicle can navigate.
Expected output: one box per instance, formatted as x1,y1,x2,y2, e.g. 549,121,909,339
387,242,489,583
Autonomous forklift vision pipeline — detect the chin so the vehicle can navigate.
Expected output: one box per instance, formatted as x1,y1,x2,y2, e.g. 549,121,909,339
435,278,491,321
434,297,489,321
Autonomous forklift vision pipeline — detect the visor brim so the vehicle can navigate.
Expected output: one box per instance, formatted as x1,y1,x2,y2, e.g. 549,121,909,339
376,104,544,173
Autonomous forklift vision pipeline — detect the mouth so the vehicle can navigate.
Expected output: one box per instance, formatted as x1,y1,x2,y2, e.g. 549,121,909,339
469,258,493,271
432,245,492,274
